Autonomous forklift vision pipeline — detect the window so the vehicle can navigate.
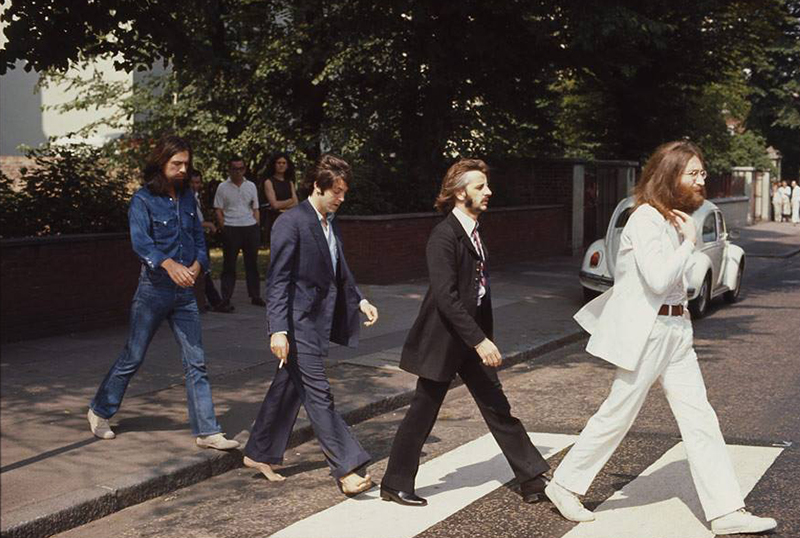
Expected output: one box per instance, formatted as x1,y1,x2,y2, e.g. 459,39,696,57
702,214,717,243
715,211,726,236
615,208,633,228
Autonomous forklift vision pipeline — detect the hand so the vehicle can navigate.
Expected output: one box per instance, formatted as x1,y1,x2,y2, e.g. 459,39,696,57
359,300,379,326
671,209,697,245
208,222,217,234
270,332,290,363
188,260,202,279
475,338,502,368
162,258,196,288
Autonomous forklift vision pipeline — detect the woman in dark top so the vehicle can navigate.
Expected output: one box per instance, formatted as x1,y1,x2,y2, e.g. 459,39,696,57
263,153,299,245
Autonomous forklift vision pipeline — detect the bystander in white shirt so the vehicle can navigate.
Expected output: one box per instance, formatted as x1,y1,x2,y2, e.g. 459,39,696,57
214,177,259,227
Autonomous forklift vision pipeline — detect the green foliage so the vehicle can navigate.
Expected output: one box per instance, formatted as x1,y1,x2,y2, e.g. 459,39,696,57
0,144,134,238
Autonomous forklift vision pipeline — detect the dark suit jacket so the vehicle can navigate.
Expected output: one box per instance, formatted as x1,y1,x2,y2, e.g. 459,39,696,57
266,200,364,356
399,211,493,382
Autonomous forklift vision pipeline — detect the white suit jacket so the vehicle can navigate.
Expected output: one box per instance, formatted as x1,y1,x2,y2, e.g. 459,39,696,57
574,204,695,371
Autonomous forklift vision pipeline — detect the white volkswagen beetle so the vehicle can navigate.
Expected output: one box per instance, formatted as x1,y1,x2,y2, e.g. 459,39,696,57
579,197,745,318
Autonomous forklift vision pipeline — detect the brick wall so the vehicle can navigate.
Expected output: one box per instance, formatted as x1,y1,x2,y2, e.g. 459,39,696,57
338,204,566,284
0,235,206,342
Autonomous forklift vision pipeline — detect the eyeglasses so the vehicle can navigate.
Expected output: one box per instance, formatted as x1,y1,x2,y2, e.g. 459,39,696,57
684,169,707,181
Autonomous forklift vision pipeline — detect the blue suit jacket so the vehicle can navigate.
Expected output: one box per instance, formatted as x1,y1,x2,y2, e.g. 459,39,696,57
266,200,364,355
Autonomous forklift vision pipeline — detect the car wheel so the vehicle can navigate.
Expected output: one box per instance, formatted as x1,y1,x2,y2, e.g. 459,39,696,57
723,261,744,303
689,273,711,319
583,287,600,303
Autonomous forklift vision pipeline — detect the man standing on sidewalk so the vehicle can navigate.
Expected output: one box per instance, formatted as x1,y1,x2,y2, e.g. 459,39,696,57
243,154,379,496
380,159,550,507
545,141,777,535
87,135,239,451
214,156,264,308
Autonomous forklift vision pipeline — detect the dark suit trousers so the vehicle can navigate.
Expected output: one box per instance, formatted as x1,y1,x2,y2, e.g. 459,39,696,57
382,311,549,493
244,353,371,479
221,224,261,301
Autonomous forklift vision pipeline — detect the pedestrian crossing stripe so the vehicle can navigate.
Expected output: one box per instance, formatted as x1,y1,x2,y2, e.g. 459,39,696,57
563,443,783,538
270,432,578,538
269,433,783,538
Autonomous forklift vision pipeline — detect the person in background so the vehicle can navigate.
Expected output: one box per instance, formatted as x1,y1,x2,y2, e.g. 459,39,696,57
263,153,299,246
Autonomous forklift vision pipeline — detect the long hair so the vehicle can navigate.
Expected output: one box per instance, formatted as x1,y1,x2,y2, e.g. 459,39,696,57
304,154,352,193
143,135,193,196
434,158,489,213
266,152,296,183
634,140,705,219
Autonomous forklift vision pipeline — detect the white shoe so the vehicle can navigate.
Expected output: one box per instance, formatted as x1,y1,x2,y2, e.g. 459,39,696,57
87,409,115,440
196,433,240,451
545,481,595,522
711,509,777,535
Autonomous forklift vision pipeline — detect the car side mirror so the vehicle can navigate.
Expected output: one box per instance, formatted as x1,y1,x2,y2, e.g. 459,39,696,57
729,229,741,240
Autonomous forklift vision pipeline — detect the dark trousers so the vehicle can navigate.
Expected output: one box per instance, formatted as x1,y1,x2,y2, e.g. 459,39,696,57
245,353,371,479
382,345,549,493
204,241,222,307
221,224,261,302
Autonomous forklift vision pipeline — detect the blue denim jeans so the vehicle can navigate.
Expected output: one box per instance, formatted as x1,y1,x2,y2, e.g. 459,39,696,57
90,273,222,436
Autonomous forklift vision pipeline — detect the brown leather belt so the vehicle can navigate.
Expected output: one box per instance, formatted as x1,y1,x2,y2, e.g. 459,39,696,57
658,304,684,316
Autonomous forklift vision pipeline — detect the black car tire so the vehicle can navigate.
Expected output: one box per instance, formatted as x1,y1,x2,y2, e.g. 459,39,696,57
689,273,711,319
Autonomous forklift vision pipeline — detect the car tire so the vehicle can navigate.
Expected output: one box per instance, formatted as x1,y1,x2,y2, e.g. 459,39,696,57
723,261,744,303
583,287,600,303
689,273,711,319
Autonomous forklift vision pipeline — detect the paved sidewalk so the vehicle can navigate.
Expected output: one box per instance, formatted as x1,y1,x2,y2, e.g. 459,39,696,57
1,220,796,538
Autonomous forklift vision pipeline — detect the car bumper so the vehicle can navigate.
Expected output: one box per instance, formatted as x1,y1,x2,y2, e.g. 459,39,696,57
579,270,614,292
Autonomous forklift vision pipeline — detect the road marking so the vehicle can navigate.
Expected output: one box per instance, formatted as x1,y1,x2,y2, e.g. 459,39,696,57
270,432,578,538
563,443,783,538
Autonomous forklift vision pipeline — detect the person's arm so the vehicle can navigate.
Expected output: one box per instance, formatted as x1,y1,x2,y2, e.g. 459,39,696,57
287,181,299,209
427,228,486,347
627,207,695,296
202,221,217,233
265,180,296,211
215,208,225,229
213,186,226,228
128,196,169,271
251,183,260,223
266,215,298,335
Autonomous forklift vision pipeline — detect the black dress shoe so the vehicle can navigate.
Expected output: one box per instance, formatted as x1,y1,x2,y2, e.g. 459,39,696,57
380,484,427,506
251,297,266,307
520,476,548,504
213,302,234,313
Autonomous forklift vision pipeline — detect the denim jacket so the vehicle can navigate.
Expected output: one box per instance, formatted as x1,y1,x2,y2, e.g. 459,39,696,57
129,186,209,281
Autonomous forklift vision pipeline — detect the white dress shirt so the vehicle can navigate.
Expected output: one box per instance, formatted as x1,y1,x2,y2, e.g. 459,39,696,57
310,201,338,270
452,207,487,303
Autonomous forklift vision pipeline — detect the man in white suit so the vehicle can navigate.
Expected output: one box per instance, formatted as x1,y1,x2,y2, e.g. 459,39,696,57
545,141,777,535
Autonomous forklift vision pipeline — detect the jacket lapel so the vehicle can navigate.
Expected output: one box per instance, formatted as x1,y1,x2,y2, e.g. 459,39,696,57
446,212,481,260
302,200,335,277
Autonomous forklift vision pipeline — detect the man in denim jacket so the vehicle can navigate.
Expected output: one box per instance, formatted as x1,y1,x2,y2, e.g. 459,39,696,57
87,135,239,451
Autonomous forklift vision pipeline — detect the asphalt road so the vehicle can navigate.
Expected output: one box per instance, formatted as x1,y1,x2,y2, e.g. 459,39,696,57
55,250,799,538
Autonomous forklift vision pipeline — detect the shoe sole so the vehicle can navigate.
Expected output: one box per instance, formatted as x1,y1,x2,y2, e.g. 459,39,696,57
714,523,777,535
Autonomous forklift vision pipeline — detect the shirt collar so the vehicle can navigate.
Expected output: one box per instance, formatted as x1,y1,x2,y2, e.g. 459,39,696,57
452,206,478,236
309,199,334,224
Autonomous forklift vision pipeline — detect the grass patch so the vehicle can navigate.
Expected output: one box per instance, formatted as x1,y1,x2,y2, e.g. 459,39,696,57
209,247,271,280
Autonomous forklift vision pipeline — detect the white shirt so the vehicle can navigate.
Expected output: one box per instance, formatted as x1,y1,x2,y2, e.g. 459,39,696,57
213,178,259,227
792,186,800,201
310,201,338,270
194,192,204,222
452,207,487,303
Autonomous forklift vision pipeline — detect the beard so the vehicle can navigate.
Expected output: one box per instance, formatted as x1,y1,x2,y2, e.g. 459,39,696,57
672,182,705,213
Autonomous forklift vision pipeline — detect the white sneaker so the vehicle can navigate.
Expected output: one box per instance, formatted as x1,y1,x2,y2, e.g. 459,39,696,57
711,509,777,535
545,481,595,522
87,409,115,440
196,433,240,451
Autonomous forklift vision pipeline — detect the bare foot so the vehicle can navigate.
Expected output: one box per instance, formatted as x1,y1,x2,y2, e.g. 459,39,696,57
340,472,373,495
243,456,286,482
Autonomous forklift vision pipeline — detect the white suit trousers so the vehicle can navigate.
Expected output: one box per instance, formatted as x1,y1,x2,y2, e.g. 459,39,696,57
553,315,745,521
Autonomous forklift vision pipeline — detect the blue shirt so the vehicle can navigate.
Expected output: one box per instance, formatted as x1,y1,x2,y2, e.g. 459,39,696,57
128,186,209,281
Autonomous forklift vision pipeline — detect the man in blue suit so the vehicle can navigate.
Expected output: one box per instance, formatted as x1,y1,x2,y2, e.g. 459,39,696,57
243,154,379,496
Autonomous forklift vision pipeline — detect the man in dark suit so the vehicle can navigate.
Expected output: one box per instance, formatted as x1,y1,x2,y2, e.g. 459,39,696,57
243,154,379,496
380,158,549,507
